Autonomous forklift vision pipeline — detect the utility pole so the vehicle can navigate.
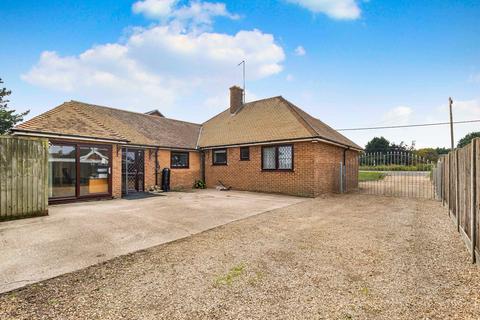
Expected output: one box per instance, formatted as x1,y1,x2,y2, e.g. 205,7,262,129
449,97,454,151
237,60,246,102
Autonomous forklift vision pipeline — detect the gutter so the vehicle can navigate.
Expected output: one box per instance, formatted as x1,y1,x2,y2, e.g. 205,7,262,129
12,129,199,151
12,129,129,144
200,136,363,152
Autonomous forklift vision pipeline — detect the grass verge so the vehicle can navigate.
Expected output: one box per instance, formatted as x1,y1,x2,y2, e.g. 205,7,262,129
359,171,386,182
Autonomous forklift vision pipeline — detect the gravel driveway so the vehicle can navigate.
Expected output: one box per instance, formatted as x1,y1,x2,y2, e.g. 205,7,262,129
1,194,479,319
359,171,435,199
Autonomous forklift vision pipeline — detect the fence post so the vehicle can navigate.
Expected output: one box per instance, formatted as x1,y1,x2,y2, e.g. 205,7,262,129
456,149,460,232
339,162,343,194
471,139,478,263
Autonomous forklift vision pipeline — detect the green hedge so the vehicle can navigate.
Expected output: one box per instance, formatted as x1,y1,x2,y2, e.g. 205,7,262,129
359,171,386,182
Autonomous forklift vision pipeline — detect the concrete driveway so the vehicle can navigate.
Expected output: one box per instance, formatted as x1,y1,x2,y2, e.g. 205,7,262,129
0,189,305,293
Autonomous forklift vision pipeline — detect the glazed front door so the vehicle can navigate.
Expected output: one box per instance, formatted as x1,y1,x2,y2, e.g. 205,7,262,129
122,148,145,194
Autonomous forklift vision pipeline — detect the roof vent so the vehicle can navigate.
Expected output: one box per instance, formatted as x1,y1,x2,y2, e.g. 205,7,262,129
145,110,165,117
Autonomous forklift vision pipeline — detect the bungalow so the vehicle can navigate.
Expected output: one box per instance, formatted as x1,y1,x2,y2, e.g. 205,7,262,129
12,86,361,202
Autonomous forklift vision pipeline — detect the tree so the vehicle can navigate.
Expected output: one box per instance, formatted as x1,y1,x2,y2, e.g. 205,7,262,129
457,132,480,148
0,78,29,134
389,141,414,152
415,148,439,162
365,137,390,154
435,147,450,155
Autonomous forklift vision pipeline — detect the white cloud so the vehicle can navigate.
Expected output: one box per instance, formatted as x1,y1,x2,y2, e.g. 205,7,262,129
22,1,284,114
294,45,306,56
132,0,177,18
286,74,295,81
382,106,413,125
132,0,239,32
346,99,480,149
438,99,480,119
172,2,239,27
286,0,361,20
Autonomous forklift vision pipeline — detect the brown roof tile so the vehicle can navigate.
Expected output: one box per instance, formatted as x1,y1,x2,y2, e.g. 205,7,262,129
15,101,201,149
198,96,361,149
15,96,361,150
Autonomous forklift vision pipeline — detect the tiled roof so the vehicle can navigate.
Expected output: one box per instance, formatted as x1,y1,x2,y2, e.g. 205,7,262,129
14,97,361,150
14,101,201,149
198,96,361,150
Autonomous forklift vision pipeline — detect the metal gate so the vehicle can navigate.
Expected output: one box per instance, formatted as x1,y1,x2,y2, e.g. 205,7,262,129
122,148,144,195
351,151,436,199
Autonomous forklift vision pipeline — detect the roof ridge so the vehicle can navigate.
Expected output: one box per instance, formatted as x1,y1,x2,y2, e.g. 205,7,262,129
69,102,128,141
244,95,282,106
280,97,320,137
280,97,361,149
201,96,283,125
15,103,68,128
195,126,203,149
70,100,201,127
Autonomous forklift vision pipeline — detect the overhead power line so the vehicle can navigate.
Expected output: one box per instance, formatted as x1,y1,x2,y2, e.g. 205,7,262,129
336,119,480,131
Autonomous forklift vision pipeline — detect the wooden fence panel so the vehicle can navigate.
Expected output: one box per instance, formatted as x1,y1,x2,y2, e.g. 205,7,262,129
0,136,49,221
436,138,480,263
456,146,472,240
476,139,480,255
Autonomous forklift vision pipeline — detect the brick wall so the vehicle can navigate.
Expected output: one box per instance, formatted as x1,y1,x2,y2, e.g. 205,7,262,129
49,140,358,200
157,150,201,190
112,148,201,195
111,144,122,198
204,141,359,197
311,143,359,196
144,149,157,190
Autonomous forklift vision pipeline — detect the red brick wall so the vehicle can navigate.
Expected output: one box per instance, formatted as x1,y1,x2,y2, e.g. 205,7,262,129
49,140,358,199
144,149,157,190
158,150,201,190
204,141,359,197
111,144,122,198
112,148,201,195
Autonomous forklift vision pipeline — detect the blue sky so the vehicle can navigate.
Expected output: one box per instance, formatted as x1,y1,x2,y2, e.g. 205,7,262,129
1,0,479,148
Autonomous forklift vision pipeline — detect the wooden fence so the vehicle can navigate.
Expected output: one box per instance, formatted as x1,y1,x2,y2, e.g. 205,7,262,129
0,136,49,221
435,138,479,263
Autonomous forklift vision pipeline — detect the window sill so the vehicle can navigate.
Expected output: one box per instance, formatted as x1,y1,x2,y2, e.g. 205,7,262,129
261,169,294,172
171,166,190,169
212,163,228,166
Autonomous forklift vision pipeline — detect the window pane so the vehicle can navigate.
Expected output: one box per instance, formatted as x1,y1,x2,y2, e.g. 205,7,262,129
79,146,110,196
278,146,293,169
240,147,249,160
172,152,189,168
213,150,227,164
262,147,276,169
49,144,76,198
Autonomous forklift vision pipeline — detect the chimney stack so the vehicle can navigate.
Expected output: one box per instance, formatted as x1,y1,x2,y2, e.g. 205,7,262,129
229,85,243,114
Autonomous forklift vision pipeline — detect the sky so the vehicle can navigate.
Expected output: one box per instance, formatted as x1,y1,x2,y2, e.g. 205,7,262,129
1,0,479,148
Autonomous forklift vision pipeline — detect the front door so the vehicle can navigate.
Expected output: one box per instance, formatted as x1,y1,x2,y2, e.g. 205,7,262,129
122,148,145,194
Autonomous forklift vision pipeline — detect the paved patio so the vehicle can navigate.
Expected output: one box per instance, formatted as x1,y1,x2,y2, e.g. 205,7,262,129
0,189,305,293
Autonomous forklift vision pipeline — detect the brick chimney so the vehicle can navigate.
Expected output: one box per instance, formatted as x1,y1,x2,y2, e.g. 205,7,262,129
230,85,243,114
